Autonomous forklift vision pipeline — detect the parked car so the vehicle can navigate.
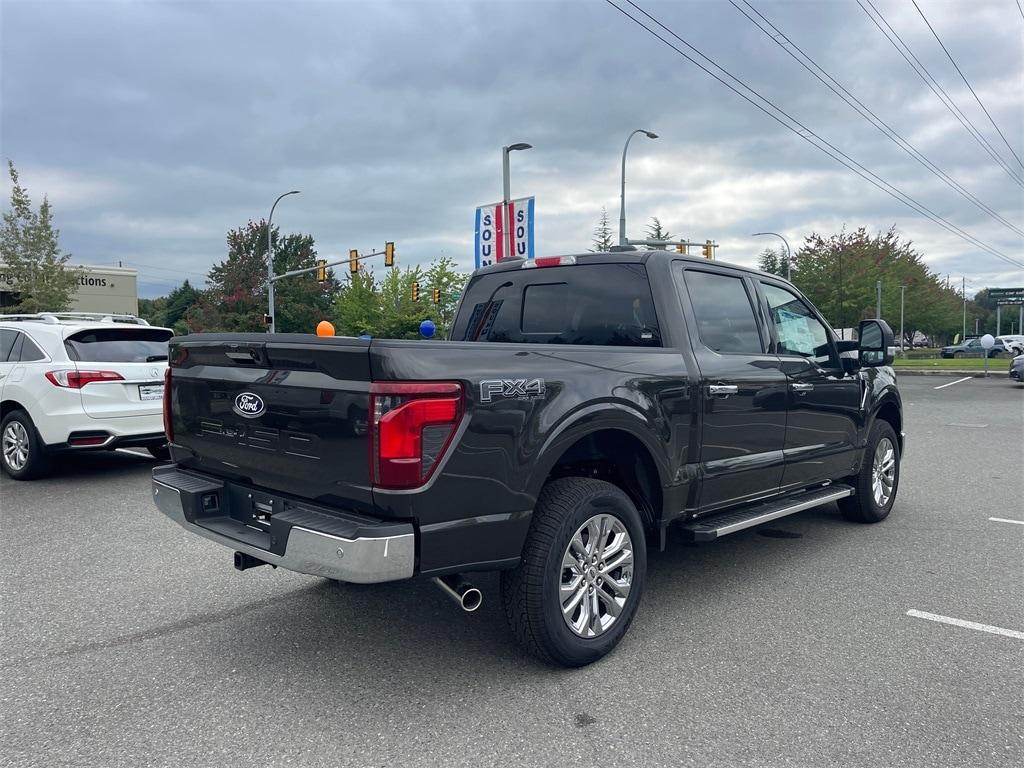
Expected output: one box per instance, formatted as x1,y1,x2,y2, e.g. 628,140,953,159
0,312,173,479
1010,354,1024,385
940,337,1009,358
153,250,903,666
996,335,1024,356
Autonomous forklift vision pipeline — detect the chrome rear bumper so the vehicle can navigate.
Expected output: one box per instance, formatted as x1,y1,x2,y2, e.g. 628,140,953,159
152,471,414,584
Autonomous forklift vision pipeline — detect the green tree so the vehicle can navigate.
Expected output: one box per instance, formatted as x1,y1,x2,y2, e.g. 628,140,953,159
334,267,381,337
0,161,79,312
792,226,962,344
757,247,788,279
646,217,672,249
188,220,339,333
377,264,432,339
424,256,468,337
591,207,614,252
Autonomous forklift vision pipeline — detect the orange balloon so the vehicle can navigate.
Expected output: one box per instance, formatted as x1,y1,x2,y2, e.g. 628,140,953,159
316,320,335,337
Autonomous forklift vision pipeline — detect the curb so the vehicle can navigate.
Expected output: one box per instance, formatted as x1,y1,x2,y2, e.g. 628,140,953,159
893,368,1010,377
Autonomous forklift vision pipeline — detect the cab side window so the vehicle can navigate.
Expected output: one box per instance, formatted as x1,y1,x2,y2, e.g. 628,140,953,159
682,271,764,354
0,330,16,361
761,283,837,367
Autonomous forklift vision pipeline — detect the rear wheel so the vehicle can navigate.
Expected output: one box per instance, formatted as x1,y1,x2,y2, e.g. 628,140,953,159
839,420,900,523
500,477,647,667
1,410,50,480
953,351,965,359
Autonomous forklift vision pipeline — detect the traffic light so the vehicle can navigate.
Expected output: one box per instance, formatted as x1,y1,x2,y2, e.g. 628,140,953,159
676,243,686,254
263,313,272,326
432,287,441,304
349,249,359,274
702,240,713,259
384,241,395,267
411,281,420,302
316,259,327,283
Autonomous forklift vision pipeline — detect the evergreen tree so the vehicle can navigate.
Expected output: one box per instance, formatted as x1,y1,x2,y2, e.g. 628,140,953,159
0,161,79,312
646,217,672,249
591,207,614,252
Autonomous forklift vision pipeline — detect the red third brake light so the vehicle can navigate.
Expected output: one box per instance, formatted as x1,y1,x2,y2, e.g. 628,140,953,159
369,382,463,490
163,367,173,443
45,370,125,388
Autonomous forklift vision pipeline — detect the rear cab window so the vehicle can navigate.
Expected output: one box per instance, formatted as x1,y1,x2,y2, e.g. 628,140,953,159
680,270,764,355
451,262,661,347
65,328,173,363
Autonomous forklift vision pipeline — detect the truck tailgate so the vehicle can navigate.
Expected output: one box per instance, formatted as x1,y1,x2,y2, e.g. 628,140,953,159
168,334,374,511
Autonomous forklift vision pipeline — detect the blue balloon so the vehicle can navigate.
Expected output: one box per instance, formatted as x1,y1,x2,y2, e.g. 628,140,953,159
419,320,437,338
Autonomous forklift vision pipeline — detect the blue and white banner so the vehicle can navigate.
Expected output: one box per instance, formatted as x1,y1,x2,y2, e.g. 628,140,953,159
475,196,534,268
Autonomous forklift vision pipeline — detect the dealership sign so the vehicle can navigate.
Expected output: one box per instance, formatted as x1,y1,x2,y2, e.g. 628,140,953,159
474,197,535,268
988,287,1024,305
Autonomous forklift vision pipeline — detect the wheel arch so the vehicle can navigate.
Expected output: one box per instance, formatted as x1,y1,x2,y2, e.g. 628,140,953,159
870,395,903,455
529,414,669,532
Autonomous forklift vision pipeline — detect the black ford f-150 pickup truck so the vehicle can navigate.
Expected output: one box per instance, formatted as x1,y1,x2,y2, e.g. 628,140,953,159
153,250,903,666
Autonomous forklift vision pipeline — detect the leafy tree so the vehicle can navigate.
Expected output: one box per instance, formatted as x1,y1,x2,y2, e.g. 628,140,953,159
376,265,433,339
646,217,672,249
591,207,614,252
188,220,339,333
165,279,202,331
792,226,963,344
0,161,79,312
424,256,469,337
334,267,381,337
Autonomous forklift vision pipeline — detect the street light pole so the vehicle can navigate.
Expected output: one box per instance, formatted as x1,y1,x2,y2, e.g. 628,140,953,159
619,129,658,247
751,232,792,281
266,190,300,333
501,143,531,260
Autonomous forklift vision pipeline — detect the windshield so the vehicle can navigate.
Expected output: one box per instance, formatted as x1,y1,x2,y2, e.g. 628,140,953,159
65,328,173,363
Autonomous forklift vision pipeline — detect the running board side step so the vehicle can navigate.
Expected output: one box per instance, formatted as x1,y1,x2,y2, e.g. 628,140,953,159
681,485,854,541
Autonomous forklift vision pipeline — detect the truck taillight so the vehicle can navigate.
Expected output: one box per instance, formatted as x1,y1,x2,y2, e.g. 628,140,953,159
369,382,463,490
163,367,173,442
44,369,125,388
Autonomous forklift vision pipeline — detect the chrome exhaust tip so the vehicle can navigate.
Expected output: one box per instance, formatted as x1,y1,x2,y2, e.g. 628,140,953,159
432,574,482,612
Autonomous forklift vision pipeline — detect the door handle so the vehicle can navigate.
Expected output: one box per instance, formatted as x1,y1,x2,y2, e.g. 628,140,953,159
708,384,738,397
791,382,814,394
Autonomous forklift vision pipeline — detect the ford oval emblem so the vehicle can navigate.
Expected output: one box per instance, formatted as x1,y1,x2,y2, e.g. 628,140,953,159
233,392,265,419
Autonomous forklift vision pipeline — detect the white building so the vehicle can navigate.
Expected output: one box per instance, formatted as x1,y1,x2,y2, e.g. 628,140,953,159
0,263,138,315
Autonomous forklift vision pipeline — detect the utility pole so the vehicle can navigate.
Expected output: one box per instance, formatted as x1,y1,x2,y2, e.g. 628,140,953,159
975,318,979,334
996,305,1001,336
899,285,905,352
876,280,882,319
961,276,966,341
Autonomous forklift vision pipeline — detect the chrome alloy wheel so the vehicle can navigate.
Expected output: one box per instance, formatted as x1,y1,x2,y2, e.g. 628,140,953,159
872,437,896,508
559,513,634,638
2,421,30,472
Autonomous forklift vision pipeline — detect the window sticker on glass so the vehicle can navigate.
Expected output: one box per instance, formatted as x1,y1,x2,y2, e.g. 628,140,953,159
775,307,817,356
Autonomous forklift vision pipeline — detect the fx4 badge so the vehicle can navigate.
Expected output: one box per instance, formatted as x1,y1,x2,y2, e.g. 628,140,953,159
480,378,546,403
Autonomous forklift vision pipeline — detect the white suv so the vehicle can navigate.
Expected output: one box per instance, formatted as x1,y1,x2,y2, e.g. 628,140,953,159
996,334,1024,356
0,313,173,480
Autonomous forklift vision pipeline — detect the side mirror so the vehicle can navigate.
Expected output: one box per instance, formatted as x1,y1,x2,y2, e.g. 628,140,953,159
858,319,895,367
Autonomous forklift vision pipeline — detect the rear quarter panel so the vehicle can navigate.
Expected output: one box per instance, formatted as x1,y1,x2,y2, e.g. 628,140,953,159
369,340,693,573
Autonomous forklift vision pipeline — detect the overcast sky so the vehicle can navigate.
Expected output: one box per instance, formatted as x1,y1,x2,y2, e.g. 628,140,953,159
2,0,1022,299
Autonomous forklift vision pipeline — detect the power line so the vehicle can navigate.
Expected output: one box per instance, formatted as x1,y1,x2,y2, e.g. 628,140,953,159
119,261,208,281
732,0,1024,238
910,0,1024,171
858,0,1024,187
1018,0,1024,23
601,0,1024,270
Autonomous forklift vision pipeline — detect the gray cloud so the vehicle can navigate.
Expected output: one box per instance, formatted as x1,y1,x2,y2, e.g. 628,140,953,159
2,0,1022,299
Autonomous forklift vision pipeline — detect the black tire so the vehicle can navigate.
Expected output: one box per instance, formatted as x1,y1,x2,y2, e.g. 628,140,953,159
0,409,50,480
953,351,965,359
147,444,171,461
500,477,647,667
838,420,900,523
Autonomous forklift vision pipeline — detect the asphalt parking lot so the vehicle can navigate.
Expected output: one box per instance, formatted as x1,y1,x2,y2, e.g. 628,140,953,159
2,375,1022,768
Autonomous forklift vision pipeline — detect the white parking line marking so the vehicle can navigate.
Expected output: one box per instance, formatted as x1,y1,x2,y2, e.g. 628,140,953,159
989,517,1024,526
933,376,972,390
906,610,1024,640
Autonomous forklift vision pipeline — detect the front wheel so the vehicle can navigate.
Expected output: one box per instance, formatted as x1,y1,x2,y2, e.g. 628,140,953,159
839,420,900,523
500,477,647,667
953,351,965,359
